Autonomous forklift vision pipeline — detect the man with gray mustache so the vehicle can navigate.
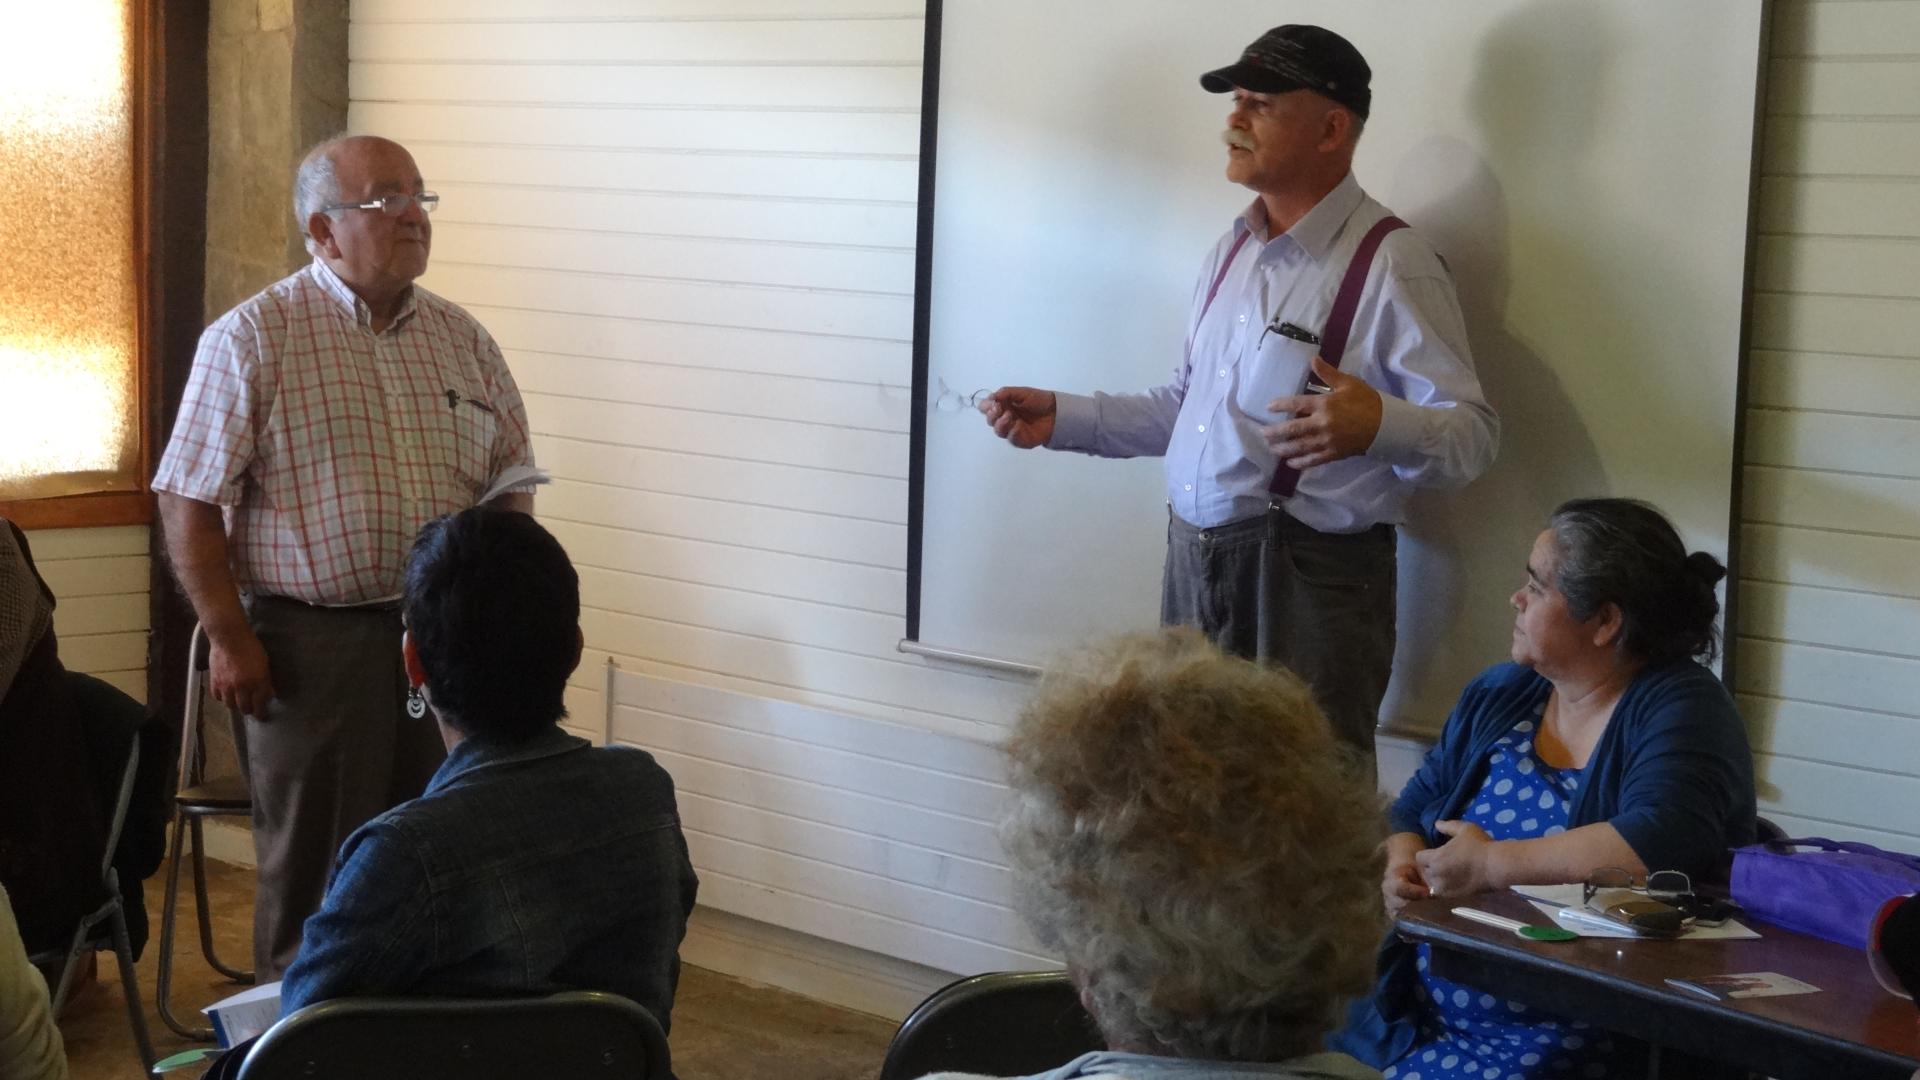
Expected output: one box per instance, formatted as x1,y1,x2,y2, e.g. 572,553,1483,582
980,25,1497,762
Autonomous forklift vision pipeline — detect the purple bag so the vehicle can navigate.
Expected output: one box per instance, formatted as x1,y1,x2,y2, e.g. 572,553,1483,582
1730,837,1920,950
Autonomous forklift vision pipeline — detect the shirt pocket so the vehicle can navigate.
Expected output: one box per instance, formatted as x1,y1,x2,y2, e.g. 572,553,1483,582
1234,332,1318,422
422,391,498,500
450,402,499,495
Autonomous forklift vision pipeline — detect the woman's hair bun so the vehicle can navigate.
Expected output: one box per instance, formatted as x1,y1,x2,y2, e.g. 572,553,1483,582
1685,550,1727,587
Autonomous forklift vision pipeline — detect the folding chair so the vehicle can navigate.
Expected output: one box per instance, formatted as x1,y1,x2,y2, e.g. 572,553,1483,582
880,971,1104,1080
233,992,671,1080
155,622,254,1039
29,712,158,1072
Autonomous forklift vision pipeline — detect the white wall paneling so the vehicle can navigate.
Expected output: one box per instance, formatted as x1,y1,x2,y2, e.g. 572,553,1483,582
24,525,151,703
349,0,1044,1009
1737,0,1920,850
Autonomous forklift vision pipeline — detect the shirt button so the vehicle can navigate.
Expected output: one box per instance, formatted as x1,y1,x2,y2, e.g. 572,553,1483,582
1184,484,1193,492
1218,369,1227,378
1238,314,1247,323
1196,424,1206,433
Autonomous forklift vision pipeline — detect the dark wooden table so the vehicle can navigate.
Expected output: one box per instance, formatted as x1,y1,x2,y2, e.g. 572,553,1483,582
1396,893,1920,1080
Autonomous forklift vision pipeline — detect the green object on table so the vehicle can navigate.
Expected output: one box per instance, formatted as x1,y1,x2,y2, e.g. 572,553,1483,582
1518,924,1580,942
151,1047,222,1073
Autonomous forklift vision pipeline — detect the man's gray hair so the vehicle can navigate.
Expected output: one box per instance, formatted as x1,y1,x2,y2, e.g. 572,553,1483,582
292,134,354,255
1002,628,1386,1061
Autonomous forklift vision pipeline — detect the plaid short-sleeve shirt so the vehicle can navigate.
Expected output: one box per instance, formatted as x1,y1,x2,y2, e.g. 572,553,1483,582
153,260,535,605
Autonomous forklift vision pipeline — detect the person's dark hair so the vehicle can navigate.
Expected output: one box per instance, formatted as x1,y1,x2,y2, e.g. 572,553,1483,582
1546,498,1726,665
402,508,579,741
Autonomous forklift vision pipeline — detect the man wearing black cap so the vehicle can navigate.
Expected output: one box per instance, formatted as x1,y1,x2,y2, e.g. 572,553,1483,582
980,26,1498,759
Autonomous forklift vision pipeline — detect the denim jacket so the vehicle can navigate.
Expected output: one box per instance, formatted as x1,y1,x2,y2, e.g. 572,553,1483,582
280,727,698,1031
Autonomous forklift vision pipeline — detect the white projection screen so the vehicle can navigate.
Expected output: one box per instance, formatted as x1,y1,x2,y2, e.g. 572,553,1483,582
907,1,1766,735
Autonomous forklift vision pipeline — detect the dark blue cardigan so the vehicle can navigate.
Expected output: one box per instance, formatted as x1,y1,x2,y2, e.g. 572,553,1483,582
1331,660,1757,1067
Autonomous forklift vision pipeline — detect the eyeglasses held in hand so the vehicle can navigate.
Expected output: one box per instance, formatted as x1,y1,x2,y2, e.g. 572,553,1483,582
321,192,440,217
931,377,992,413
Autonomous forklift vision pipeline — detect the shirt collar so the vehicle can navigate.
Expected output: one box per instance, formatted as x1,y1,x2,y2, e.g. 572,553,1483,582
1237,171,1364,264
425,725,588,795
308,257,420,331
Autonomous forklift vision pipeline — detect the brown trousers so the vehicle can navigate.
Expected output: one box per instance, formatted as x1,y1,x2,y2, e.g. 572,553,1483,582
239,596,445,980
1160,507,1397,762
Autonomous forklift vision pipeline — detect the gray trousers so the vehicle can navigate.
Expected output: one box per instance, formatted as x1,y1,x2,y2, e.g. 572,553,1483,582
238,596,445,980
1161,508,1396,759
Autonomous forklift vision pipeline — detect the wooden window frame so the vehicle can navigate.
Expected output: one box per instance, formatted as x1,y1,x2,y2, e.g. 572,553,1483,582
0,0,159,532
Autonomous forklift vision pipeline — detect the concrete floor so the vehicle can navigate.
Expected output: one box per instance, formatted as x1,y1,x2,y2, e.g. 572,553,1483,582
55,856,897,1079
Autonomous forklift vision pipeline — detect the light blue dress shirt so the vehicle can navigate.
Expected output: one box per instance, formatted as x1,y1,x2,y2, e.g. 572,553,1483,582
1048,174,1498,532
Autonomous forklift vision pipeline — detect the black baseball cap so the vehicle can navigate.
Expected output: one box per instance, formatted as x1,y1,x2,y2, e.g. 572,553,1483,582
1199,24,1372,120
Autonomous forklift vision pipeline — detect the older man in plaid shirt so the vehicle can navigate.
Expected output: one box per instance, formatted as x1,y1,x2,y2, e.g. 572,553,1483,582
153,134,536,980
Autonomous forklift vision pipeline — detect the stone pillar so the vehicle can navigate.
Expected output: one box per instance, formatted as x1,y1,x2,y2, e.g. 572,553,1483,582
203,0,347,321
197,0,347,781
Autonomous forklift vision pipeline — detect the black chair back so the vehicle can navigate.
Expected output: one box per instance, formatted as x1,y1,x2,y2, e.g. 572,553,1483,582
880,971,1104,1080
235,992,670,1080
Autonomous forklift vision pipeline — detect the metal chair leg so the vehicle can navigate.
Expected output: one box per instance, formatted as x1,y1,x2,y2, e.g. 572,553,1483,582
190,817,252,982
156,813,214,1040
45,920,90,1017
106,878,158,1071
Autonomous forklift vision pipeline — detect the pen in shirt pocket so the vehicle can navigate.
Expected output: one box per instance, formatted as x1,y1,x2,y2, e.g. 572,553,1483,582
444,389,495,413
1258,317,1321,349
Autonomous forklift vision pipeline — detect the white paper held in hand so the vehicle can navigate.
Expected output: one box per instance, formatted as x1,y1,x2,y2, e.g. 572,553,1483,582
479,465,550,506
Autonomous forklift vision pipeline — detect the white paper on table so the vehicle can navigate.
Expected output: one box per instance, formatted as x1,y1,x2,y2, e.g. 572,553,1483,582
1511,884,1761,940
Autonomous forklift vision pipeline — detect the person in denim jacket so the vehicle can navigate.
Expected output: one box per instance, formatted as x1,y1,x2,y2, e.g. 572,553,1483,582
278,507,698,1028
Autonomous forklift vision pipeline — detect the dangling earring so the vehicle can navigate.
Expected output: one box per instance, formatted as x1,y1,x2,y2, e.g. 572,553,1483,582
406,684,428,719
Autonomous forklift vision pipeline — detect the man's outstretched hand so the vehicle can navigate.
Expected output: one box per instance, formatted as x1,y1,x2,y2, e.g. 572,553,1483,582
980,387,1058,449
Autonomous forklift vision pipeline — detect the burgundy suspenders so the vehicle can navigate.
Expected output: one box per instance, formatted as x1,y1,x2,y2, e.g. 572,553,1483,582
1267,215,1408,500
1185,228,1254,371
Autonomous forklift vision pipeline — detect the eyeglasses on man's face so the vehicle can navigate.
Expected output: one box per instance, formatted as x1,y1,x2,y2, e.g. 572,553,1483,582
322,192,440,217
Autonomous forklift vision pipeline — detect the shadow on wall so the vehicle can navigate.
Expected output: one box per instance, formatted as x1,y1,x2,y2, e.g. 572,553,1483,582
1380,0,1725,728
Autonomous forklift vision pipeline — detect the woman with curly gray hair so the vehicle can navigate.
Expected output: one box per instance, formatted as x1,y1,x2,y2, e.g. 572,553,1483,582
924,627,1386,1080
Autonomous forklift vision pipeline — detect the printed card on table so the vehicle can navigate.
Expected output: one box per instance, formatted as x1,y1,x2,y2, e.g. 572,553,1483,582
1664,972,1821,1001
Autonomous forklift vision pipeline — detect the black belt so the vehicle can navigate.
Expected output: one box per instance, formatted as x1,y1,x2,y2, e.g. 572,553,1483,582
248,593,402,614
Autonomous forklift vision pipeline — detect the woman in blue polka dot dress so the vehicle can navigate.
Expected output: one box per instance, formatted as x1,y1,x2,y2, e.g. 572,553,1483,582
1331,499,1758,1079
1388,711,1626,1079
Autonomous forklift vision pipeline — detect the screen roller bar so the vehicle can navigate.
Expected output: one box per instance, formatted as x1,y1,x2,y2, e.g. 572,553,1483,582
897,639,1042,680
